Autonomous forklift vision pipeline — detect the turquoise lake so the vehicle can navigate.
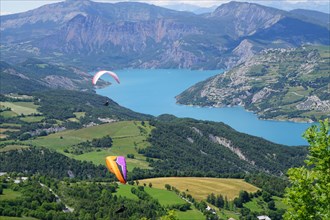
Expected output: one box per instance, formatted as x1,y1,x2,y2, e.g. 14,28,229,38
96,69,314,146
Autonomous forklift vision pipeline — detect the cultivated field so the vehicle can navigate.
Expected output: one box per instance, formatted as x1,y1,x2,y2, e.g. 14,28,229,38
139,177,259,201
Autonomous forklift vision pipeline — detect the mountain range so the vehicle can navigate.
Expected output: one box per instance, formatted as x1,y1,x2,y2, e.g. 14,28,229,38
1,0,329,70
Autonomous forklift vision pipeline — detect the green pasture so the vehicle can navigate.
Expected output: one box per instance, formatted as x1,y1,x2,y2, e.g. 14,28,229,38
0,128,19,133
19,116,45,123
67,112,86,121
0,189,22,201
273,196,288,210
67,117,79,122
115,184,187,206
244,196,287,212
27,121,153,170
145,187,187,206
175,208,205,220
0,123,21,128
0,145,29,152
139,177,259,201
243,198,264,212
0,110,17,118
218,209,240,220
0,217,39,220
115,184,139,200
0,102,39,115
73,112,85,118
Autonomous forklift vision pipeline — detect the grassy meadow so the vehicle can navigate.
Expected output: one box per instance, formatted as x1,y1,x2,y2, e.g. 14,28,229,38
0,217,39,220
0,102,39,115
139,177,259,201
115,184,204,220
26,121,153,170
0,189,22,201
0,145,30,152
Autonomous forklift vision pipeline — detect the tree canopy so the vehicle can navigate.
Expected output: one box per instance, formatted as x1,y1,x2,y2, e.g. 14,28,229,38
284,119,330,220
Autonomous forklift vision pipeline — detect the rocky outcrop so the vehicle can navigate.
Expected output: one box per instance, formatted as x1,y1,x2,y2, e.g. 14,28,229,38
209,134,255,165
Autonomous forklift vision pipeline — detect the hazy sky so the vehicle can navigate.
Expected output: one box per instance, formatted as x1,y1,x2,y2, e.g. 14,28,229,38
1,0,329,15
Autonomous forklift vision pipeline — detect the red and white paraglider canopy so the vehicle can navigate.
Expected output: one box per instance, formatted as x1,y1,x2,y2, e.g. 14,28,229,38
92,70,120,85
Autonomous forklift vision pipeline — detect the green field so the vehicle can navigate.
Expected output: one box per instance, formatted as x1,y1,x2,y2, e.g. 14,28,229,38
218,209,240,220
0,145,29,152
19,116,44,123
0,102,39,115
139,177,259,201
243,198,265,212
115,184,204,220
0,123,21,128
115,184,186,206
0,189,22,201
0,128,20,133
0,110,17,118
243,196,287,213
73,112,85,118
175,208,204,220
26,121,153,170
115,184,139,201
273,196,288,210
0,217,39,220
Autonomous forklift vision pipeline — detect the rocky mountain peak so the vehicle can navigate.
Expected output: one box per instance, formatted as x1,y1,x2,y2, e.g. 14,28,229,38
207,1,284,37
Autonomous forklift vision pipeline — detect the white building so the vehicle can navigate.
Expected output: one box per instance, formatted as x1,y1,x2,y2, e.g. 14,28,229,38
257,216,271,220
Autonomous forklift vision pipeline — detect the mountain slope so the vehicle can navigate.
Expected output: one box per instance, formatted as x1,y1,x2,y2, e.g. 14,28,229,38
0,59,108,94
290,9,330,27
176,46,330,122
0,0,329,70
141,117,308,177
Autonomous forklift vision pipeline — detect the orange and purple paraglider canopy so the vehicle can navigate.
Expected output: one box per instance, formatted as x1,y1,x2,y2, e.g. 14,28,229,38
105,156,127,184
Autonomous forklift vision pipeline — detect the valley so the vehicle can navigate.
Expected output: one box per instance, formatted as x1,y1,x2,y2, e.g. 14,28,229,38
0,0,329,219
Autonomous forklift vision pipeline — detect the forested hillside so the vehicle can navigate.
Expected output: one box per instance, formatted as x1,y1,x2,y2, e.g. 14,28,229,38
140,117,308,177
0,59,104,94
32,90,152,121
0,147,109,180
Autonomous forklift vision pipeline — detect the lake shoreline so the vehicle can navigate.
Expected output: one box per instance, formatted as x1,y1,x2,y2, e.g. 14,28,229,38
96,69,313,146
175,102,314,124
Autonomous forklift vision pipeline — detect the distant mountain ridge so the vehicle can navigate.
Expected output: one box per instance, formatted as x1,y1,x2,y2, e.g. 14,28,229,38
1,0,329,70
290,9,330,26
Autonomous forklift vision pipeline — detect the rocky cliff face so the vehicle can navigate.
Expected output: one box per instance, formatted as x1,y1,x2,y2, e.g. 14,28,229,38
176,46,330,122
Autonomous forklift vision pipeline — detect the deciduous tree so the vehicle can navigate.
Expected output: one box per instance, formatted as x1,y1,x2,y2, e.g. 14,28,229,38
284,119,330,220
